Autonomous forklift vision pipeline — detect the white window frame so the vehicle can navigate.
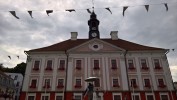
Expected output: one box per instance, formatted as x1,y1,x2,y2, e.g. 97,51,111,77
57,78,64,86
112,77,120,87
43,78,51,87
41,93,50,100
112,93,122,100
143,77,151,87
127,59,136,69
146,93,155,100
55,93,63,100
152,58,162,68
74,93,82,100
33,59,41,69
75,59,83,69
140,58,148,68
110,58,118,69
156,77,166,86
131,93,141,100
160,93,169,100
58,59,66,69
27,93,36,100
129,78,138,87
30,78,38,87
75,77,82,86
45,59,54,69
93,59,100,69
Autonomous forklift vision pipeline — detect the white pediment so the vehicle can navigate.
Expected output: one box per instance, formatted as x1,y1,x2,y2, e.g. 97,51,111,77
67,38,125,53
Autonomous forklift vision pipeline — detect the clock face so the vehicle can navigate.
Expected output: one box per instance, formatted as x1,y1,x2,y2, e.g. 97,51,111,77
91,32,97,37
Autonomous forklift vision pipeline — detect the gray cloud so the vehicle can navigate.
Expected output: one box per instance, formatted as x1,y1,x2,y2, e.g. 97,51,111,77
0,0,177,81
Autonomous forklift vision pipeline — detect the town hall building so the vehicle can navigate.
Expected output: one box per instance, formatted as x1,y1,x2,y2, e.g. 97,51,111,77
20,12,176,100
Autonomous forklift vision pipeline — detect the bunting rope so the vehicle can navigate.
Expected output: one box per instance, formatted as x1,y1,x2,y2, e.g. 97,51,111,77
0,1,176,19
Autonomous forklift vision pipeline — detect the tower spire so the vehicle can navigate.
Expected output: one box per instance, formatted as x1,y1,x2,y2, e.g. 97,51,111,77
88,11,100,39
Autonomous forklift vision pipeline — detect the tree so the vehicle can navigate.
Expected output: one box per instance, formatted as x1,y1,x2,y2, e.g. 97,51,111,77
2,62,26,76
13,62,26,76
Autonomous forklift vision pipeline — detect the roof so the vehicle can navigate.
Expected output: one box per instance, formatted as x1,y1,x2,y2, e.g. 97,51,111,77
26,38,165,53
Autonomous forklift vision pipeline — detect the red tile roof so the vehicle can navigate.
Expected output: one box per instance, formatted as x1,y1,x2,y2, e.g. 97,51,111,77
26,38,165,52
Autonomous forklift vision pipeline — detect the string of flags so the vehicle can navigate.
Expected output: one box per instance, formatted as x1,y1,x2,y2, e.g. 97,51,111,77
5,2,174,19
7,55,20,60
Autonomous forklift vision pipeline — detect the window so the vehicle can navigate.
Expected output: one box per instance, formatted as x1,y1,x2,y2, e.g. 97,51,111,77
130,79,137,88
161,95,169,100
144,79,150,87
113,79,119,87
141,59,148,69
94,79,100,87
57,79,64,88
154,59,161,69
43,79,50,88
74,95,82,100
46,60,52,70
30,79,37,88
75,79,81,88
158,79,166,88
132,95,140,100
113,95,121,100
14,75,18,80
146,95,154,100
93,60,99,69
59,60,65,70
56,96,62,100
28,96,35,100
33,60,40,70
128,59,135,69
42,96,49,100
76,60,81,70
111,59,117,69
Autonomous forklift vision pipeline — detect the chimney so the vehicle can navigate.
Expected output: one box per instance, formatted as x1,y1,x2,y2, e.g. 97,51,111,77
71,32,78,40
110,31,118,40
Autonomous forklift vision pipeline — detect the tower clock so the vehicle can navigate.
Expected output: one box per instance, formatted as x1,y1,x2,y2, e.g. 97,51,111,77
88,11,100,39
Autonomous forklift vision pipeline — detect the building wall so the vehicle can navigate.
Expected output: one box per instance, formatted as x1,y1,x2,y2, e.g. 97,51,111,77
21,50,176,100
0,71,15,100
5,73,23,100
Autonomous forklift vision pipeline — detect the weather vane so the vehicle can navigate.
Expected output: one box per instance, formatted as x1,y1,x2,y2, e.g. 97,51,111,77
92,0,95,11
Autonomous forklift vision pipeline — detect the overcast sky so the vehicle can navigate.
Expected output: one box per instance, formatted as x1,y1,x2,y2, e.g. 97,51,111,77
0,0,177,81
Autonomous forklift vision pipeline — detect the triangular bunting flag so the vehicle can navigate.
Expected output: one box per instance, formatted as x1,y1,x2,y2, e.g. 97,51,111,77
28,11,33,18
164,3,168,11
17,55,19,59
66,9,76,12
46,10,53,16
145,5,149,12
9,11,19,19
105,8,112,14
87,9,92,14
8,56,11,60
123,6,128,16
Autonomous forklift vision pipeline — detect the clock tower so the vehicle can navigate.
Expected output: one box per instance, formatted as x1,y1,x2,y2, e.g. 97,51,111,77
88,11,100,39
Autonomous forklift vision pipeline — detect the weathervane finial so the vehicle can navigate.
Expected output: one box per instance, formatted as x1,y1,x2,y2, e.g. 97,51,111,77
92,0,94,12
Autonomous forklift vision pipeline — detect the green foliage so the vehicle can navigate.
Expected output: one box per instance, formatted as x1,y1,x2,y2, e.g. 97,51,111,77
1,62,26,76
